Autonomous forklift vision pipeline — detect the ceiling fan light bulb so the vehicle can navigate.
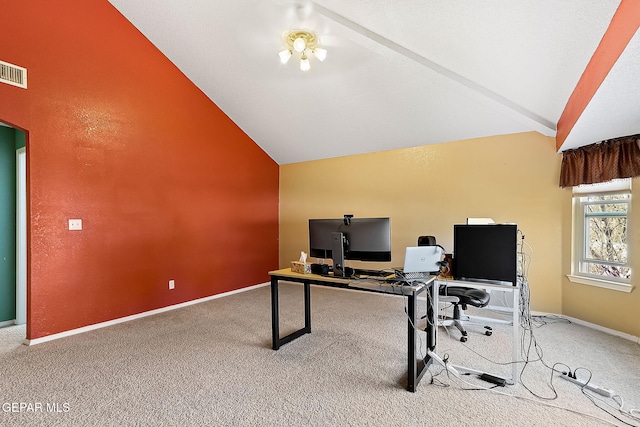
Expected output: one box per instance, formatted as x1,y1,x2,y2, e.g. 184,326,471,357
312,48,327,62
300,56,311,71
293,37,306,53
279,49,292,64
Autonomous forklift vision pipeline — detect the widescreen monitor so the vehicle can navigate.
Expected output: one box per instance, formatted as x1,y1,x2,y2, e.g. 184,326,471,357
308,217,392,262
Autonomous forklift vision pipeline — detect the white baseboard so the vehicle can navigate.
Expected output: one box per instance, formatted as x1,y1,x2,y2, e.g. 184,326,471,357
35,282,634,347
25,282,270,346
0,319,16,328
531,311,640,345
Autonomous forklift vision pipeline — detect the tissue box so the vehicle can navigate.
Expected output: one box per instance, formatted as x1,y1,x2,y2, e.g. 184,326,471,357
291,261,312,274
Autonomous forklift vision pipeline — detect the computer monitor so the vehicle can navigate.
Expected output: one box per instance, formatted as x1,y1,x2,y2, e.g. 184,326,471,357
453,224,517,286
308,219,341,260
309,217,392,276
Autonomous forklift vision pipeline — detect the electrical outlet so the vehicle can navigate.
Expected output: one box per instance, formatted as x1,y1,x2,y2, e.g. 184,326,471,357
68,219,82,230
168,280,175,290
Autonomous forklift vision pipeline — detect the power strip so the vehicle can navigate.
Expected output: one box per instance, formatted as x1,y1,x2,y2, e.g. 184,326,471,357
559,372,615,398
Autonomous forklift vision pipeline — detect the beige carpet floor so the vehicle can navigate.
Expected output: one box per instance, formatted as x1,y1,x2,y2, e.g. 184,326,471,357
0,282,638,426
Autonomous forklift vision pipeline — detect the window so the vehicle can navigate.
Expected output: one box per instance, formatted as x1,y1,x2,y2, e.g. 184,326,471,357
569,179,633,292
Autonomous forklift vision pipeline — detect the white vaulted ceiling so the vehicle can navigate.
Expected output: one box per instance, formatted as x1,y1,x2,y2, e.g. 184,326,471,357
107,0,640,164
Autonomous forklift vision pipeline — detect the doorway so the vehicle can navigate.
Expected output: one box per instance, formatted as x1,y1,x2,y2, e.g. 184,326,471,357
0,123,27,339
16,147,26,325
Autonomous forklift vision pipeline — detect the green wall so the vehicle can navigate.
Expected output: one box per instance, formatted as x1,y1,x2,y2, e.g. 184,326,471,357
0,126,18,322
15,129,25,150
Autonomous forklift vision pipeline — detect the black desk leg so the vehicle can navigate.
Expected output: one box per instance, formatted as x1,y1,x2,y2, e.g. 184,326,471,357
271,276,281,350
271,276,312,350
426,282,436,351
407,287,429,392
304,281,311,331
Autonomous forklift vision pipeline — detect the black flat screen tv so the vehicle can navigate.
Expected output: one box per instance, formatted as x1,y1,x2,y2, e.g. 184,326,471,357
453,224,517,286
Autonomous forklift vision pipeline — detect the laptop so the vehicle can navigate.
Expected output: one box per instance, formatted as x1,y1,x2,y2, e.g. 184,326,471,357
397,246,443,280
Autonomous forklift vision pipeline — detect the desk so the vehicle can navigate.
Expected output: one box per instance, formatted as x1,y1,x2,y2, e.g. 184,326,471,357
269,268,436,392
436,278,520,383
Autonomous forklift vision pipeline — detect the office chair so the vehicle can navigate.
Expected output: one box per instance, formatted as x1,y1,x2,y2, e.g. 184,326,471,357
438,285,492,342
418,236,492,343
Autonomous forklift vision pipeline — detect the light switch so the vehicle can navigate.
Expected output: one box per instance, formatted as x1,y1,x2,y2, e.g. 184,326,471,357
68,219,82,230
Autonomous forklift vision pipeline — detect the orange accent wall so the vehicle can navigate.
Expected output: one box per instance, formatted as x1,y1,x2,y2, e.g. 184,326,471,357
0,1,279,339
556,0,640,150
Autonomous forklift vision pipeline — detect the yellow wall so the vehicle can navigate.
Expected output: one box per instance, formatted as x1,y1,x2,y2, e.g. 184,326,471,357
561,179,640,337
280,131,640,336
280,132,566,314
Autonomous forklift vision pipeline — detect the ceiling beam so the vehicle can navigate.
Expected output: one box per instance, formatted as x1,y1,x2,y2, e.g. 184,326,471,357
556,0,640,151
308,2,557,137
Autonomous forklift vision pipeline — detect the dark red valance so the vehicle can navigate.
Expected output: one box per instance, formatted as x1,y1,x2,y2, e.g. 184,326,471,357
559,134,640,188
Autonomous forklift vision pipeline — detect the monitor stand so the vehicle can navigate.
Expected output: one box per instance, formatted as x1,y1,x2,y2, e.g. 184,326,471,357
331,231,346,277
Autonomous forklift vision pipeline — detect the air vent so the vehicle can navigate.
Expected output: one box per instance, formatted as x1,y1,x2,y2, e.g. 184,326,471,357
0,60,27,89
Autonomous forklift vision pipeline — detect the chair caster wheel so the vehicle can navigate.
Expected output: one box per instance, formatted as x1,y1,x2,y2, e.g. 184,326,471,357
461,331,468,336
460,336,468,343
485,331,492,336
485,326,493,331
